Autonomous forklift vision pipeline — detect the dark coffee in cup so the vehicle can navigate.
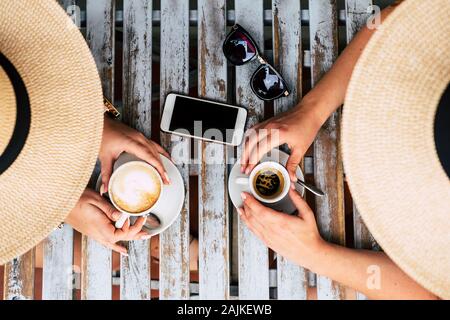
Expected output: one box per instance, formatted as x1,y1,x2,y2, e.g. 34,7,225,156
253,168,285,200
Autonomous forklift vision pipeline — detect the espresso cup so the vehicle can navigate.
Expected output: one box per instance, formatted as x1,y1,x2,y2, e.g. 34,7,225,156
108,153,163,228
235,161,291,203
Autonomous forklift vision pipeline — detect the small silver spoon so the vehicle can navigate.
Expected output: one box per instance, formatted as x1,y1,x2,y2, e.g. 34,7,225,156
144,213,161,229
295,179,325,197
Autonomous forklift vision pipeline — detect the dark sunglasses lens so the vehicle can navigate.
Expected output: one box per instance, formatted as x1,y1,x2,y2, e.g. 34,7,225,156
251,66,286,100
223,30,257,65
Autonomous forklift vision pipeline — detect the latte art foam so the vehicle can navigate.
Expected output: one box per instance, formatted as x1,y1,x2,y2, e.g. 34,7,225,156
110,163,161,213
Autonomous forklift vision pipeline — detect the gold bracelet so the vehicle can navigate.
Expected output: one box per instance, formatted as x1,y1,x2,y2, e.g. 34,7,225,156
103,97,120,119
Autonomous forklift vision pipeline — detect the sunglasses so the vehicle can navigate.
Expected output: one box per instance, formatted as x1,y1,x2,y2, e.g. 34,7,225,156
223,24,290,101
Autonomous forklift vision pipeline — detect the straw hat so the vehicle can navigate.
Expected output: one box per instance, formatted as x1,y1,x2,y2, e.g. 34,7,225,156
343,0,450,299
0,1,103,264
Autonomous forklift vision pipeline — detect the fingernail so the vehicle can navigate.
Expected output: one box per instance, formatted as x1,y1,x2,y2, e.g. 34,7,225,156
237,208,243,216
112,212,121,220
290,183,296,190
141,234,152,240
241,192,247,200
164,173,171,184
121,252,129,257
245,168,250,175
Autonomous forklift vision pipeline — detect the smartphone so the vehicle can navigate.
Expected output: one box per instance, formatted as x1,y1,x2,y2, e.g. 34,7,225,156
160,93,248,146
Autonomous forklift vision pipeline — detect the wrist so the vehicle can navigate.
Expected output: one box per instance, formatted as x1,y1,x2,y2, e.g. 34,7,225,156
292,101,326,133
300,237,333,273
296,93,338,127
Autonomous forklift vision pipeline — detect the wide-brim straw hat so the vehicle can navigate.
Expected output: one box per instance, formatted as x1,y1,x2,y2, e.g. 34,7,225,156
0,1,103,264
343,0,450,299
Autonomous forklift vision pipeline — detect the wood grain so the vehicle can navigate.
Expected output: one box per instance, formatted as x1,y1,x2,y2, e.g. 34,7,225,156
272,0,308,300
40,0,77,301
309,0,346,300
42,225,74,300
81,0,115,300
120,0,152,300
345,0,380,300
159,0,190,300
235,0,270,300
3,249,35,300
197,0,230,300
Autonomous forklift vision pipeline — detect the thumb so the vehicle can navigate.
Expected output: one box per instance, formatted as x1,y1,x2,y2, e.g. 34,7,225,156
92,194,121,222
288,189,315,222
286,149,303,182
100,156,114,193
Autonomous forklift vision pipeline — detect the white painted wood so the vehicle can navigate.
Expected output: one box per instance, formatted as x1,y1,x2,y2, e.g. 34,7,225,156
120,0,153,300
40,0,77,301
345,0,380,300
345,0,372,43
159,0,190,300
309,0,346,300
235,0,270,300
3,249,35,300
197,0,230,300
272,0,303,115
272,0,308,300
82,0,115,300
42,225,74,300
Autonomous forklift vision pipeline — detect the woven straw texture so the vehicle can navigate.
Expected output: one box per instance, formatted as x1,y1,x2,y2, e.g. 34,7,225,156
0,0,103,265
343,0,450,299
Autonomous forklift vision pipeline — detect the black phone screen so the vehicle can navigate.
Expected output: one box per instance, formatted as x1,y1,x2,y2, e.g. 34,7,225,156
169,96,241,143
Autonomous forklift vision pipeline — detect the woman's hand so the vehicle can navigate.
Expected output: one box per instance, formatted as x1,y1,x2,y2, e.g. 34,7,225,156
65,189,151,255
99,116,171,192
239,189,325,269
240,103,323,181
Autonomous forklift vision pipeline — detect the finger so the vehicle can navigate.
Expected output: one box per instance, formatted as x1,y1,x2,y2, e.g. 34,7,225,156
241,192,280,224
286,149,304,182
121,218,130,232
241,203,268,242
289,189,315,222
133,230,152,241
241,129,261,173
125,142,170,184
247,132,284,174
99,156,114,193
151,141,171,159
128,216,147,236
240,210,266,244
91,195,121,222
106,242,128,256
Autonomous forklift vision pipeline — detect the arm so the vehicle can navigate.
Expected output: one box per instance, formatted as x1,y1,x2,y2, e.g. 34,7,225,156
239,190,439,300
312,243,438,300
241,5,398,179
300,5,398,124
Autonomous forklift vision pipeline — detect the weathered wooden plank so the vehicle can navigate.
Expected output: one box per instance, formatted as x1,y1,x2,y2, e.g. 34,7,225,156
42,225,74,300
40,0,77,302
235,0,269,300
3,249,35,300
81,0,115,300
197,0,230,300
309,0,346,300
119,0,153,300
345,0,372,43
272,0,308,300
159,0,190,300
345,0,379,300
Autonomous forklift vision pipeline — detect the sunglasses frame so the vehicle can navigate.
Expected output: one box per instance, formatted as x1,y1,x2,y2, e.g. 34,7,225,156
223,24,290,101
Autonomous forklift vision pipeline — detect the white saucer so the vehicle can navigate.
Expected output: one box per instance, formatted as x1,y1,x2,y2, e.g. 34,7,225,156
96,154,185,236
228,149,305,214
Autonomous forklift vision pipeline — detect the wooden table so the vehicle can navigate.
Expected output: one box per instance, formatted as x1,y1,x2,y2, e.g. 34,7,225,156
2,0,379,300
